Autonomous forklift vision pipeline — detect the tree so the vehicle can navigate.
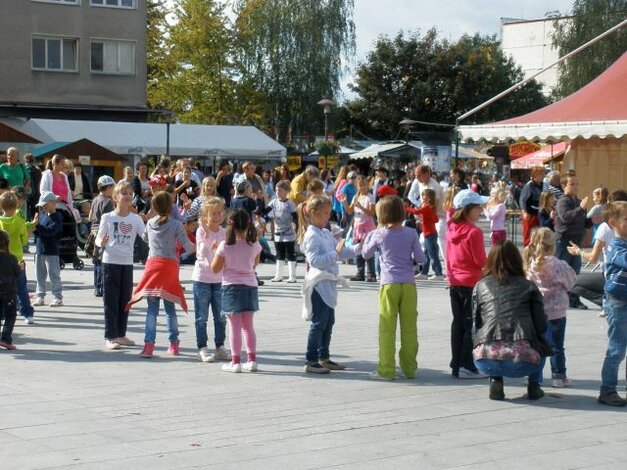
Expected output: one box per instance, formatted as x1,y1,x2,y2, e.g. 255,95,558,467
552,0,627,99
345,30,548,140
146,0,172,116
233,0,356,142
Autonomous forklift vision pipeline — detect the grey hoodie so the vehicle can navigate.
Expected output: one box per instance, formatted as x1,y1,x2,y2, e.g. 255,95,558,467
143,216,194,260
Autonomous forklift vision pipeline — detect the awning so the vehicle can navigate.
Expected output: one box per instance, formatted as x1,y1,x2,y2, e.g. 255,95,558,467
459,52,627,142
511,141,569,169
350,142,421,160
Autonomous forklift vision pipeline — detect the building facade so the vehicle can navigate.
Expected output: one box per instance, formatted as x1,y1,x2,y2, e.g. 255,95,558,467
0,0,148,121
500,16,569,96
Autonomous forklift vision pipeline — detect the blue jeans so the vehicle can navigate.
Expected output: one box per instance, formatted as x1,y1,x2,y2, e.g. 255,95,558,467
600,294,627,393
548,317,567,378
421,233,443,276
144,296,179,343
35,254,62,300
17,268,33,319
475,358,545,384
93,258,103,295
306,289,335,363
556,238,583,306
193,281,225,349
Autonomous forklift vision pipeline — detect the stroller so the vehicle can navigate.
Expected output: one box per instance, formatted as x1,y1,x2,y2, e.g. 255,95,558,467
57,203,85,270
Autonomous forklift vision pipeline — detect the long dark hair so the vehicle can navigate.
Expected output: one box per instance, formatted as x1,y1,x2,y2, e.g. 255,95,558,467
482,240,525,284
225,209,257,246
151,191,171,225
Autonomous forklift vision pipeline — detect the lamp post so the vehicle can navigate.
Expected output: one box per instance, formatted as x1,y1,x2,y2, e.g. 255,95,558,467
317,98,336,140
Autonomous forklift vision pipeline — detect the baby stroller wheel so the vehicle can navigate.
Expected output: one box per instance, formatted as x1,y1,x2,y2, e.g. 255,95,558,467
74,259,85,270
59,260,66,270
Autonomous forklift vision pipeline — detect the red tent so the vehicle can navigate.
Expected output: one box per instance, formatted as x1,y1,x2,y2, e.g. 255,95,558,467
511,141,569,169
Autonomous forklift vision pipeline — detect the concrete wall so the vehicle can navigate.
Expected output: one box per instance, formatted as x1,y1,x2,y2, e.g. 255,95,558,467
501,18,567,95
0,0,147,108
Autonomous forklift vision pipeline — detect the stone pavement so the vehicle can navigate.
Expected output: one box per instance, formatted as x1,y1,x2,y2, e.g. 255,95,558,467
1,247,626,470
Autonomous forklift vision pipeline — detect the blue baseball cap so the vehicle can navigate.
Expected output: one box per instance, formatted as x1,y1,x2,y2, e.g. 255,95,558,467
453,189,490,209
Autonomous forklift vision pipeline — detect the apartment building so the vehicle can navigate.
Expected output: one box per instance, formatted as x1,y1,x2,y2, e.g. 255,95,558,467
0,0,148,121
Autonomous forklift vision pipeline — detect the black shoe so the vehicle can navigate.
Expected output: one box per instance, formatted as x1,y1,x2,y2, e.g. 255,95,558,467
350,275,365,281
94,290,103,297
598,391,627,407
257,280,265,286
527,381,545,400
489,379,505,401
570,301,588,310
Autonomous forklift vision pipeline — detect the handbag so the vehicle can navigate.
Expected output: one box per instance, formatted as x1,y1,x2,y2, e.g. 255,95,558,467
84,231,102,261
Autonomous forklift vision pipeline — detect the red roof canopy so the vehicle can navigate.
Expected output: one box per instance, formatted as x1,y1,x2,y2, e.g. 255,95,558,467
500,52,627,124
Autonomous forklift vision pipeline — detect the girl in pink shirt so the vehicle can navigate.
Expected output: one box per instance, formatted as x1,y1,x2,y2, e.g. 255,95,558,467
484,187,507,246
211,209,262,373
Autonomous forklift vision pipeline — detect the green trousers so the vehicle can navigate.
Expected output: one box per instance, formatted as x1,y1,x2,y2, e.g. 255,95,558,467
378,283,418,379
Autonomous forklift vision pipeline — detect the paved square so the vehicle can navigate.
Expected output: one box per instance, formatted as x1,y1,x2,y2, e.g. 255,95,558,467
1,249,626,469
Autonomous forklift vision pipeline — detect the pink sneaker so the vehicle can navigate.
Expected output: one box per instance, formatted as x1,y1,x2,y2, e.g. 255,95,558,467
139,342,155,358
167,340,180,356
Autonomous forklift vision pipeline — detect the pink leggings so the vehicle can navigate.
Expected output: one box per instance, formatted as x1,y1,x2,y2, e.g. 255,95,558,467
227,312,256,363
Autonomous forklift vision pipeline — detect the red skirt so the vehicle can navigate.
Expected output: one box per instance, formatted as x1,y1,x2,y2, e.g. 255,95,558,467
125,257,188,312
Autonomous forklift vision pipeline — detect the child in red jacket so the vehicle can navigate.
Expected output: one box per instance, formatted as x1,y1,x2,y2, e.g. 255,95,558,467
446,189,489,379
406,189,442,279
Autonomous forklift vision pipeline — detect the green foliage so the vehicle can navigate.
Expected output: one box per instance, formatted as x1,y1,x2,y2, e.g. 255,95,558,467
345,30,547,140
552,0,627,99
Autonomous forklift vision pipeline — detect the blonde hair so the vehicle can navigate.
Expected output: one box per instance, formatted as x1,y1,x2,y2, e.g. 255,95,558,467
112,181,132,205
524,227,556,272
296,195,331,243
376,195,404,225
490,186,506,202
0,191,17,212
593,187,609,204
539,191,555,212
307,178,325,194
200,176,217,197
356,175,369,195
443,186,459,212
199,196,224,220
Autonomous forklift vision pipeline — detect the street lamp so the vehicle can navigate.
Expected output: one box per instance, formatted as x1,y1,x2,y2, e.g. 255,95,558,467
317,98,336,140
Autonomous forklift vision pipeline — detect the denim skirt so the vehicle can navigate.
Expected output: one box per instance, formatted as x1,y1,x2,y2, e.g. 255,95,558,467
221,284,259,315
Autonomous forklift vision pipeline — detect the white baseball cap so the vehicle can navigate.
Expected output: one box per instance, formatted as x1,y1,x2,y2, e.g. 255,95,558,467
97,175,116,188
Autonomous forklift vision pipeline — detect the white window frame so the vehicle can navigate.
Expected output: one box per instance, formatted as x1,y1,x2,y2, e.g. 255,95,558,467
90,0,136,9
32,0,80,5
90,38,137,76
31,35,79,73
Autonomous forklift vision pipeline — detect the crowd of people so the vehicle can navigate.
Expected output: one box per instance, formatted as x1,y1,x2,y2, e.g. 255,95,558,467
0,147,626,407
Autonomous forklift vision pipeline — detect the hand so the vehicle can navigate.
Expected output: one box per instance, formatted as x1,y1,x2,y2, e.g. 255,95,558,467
580,196,589,210
183,199,192,210
19,260,26,271
211,240,219,250
180,193,189,203
102,235,110,246
522,211,529,220
32,212,39,224
567,241,582,257
335,238,345,255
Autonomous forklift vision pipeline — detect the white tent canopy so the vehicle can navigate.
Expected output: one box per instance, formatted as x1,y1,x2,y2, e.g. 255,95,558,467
1,118,286,160
350,142,422,160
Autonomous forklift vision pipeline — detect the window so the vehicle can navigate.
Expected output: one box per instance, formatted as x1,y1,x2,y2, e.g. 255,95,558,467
33,0,79,4
90,40,136,75
32,37,78,72
90,0,135,8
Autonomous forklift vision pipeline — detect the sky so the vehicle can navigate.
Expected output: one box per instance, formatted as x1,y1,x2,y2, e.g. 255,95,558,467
341,0,574,99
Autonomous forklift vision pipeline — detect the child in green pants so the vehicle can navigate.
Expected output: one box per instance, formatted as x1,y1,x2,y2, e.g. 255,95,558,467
362,195,425,380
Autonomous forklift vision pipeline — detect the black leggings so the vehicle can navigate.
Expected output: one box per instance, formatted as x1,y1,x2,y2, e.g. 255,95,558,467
275,241,296,261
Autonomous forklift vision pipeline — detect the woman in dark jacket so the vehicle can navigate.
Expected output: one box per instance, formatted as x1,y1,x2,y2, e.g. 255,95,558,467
67,162,93,200
472,240,552,401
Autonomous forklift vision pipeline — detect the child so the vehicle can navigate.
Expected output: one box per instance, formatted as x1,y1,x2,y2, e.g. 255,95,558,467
484,187,507,246
588,187,609,238
211,209,262,373
178,216,198,265
96,181,145,350
33,191,63,307
538,191,556,231
230,180,257,220
343,175,377,282
0,192,35,324
268,180,298,283
362,195,425,380
472,241,551,401
446,189,489,379
442,185,459,225
406,188,442,280
89,175,116,297
126,191,195,358
525,227,576,388
301,196,355,374
192,197,230,363
0,230,21,349
597,201,627,407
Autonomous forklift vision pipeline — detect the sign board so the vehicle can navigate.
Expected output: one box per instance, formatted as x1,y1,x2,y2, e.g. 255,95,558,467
509,141,540,159
78,155,91,166
326,155,339,168
318,156,326,169
287,155,302,171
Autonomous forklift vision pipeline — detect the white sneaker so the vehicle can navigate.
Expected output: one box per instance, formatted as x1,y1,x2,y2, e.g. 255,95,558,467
32,298,45,306
198,347,215,363
598,311,607,318
286,276,297,283
221,362,242,373
458,367,488,379
428,275,444,280
214,346,231,361
242,361,258,372
24,317,34,325
552,377,572,388
49,298,64,307
415,273,428,280
105,339,120,350
368,371,394,381
270,276,283,282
